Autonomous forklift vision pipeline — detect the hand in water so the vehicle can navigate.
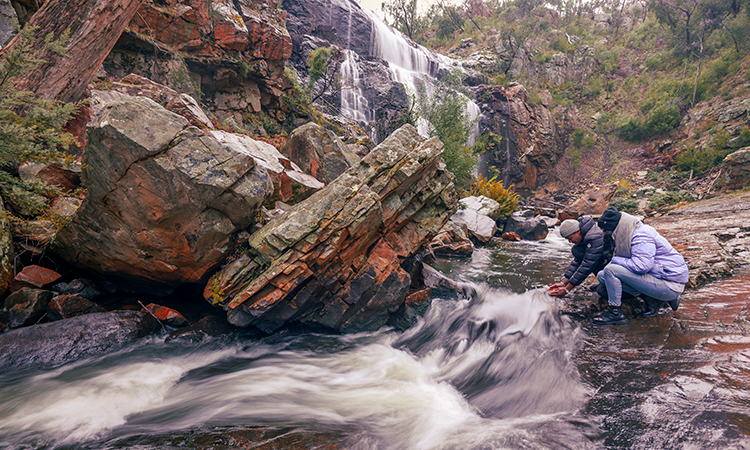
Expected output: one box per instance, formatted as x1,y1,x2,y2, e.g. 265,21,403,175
547,286,567,297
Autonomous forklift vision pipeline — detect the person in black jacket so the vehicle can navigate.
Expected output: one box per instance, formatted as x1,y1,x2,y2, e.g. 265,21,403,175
548,216,605,297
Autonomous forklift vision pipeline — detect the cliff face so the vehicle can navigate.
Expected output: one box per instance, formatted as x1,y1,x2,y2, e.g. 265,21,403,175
472,84,564,194
102,0,294,132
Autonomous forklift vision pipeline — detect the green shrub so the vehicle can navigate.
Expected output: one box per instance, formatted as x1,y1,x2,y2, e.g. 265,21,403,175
416,79,477,188
675,131,733,175
571,127,585,147
648,190,692,209
0,27,79,217
643,103,681,136
617,104,680,142
610,197,638,213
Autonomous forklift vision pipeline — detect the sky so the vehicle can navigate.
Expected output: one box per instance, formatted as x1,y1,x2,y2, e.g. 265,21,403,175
354,0,456,20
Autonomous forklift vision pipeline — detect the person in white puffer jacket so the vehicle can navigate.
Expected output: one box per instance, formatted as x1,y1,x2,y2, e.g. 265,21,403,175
593,207,689,325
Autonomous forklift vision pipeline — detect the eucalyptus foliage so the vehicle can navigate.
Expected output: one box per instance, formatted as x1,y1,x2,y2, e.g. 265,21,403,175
0,27,79,216
415,80,477,188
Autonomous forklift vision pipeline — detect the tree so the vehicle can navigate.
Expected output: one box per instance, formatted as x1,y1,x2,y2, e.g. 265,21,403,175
650,0,731,53
306,46,340,103
416,80,477,187
382,0,423,40
0,27,79,217
0,0,142,103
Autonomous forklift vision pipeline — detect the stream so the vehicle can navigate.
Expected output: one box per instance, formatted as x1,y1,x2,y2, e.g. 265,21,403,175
1,232,749,449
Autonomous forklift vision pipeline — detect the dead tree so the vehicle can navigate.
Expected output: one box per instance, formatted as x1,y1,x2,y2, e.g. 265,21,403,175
0,0,142,103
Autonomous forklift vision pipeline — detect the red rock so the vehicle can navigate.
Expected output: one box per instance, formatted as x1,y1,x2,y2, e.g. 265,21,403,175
404,288,431,306
142,303,190,328
501,232,521,241
10,265,61,292
48,294,106,321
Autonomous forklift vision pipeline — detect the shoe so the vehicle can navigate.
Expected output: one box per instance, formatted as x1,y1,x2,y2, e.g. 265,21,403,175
640,294,662,318
668,296,680,311
593,305,628,325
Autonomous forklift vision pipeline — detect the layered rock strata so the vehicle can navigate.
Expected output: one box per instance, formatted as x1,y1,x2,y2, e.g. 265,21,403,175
205,124,457,333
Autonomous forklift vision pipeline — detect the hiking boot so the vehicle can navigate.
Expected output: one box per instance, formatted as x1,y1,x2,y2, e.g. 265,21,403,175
640,294,662,318
593,305,628,325
668,296,680,311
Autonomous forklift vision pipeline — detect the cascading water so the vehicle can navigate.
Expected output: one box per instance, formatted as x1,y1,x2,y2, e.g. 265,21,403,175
340,50,371,124
336,1,480,143
0,234,602,450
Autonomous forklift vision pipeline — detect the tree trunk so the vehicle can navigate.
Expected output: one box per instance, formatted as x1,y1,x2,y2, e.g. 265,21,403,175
0,0,142,103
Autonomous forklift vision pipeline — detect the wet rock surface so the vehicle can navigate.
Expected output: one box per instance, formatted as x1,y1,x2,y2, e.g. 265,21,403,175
0,311,160,373
561,192,750,448
647,191,750,286
103,426,353,450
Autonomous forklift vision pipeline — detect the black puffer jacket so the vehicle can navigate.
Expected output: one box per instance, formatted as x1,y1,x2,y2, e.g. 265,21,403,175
563,216,605,286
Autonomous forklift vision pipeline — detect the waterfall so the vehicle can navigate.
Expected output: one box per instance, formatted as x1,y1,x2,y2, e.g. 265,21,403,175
335,0,479,144
340,50,371,124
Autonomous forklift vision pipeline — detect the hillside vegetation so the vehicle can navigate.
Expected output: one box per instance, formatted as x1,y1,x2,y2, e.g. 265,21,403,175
383,0,750,210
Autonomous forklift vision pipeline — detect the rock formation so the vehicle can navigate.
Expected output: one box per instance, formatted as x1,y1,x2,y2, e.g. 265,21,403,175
52,96,276,289
280,122,360,184
103,0,294,130
472,84,563,193
205,124,457,333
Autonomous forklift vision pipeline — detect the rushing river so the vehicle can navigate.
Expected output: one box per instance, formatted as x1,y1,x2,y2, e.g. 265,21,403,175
0,233,595,449
6,232,748,449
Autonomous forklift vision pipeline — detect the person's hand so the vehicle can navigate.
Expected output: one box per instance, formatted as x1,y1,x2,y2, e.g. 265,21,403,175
548,286,567,297
547,282,564,291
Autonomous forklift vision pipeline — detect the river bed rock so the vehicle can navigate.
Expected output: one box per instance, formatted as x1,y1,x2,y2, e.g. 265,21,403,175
646,191,750,286
205,124,457,333
0,311,159,373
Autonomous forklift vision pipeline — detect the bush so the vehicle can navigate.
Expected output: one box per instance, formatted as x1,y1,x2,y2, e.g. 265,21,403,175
643,103,681,136
0,27,79,217
676,130,732,175
610,196,638,213
648,190,692,209
470,174,520,221
416,79,477,188
616,103,680,142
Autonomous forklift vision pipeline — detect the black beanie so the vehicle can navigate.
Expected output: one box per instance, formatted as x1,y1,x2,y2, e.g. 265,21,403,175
598,207,622,232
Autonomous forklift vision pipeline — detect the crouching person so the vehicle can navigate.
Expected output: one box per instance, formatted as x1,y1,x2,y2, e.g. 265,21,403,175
593,208,689,325
548,216,605,297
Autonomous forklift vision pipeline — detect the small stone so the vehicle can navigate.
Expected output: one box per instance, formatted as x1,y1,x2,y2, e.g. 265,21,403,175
142,303,190,328
48,294,106,321
9,265,62,292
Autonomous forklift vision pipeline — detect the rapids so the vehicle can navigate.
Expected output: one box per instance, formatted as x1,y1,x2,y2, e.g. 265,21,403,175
0,233,603,449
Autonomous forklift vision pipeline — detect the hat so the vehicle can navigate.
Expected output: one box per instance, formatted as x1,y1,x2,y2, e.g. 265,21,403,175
597,207,622,232
559,219,580,238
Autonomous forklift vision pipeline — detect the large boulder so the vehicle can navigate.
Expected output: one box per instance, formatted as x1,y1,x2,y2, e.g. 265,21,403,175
280,122,360,184
105,0,294,129
716,147,750,191
568,182,619,216
502,211,549,241
429,220,474,257
450,209,496,243
205,124,456,333
0,311,159,373
52,96,275,289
